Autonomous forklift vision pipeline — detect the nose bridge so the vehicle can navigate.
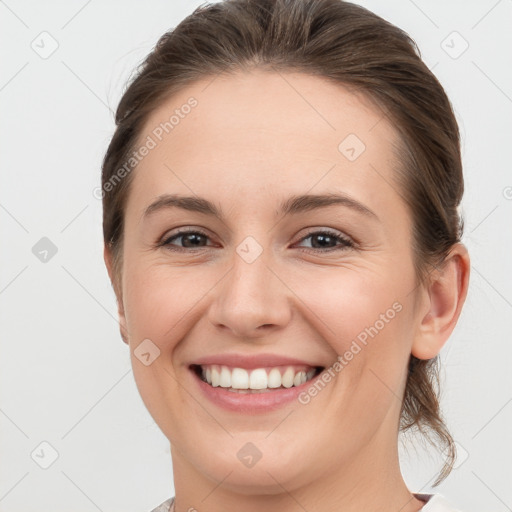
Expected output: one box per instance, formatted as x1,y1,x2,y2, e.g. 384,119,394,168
208,237,291,336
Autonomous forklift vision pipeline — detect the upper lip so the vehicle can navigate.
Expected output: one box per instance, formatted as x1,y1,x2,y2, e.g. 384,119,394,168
189,353,324,370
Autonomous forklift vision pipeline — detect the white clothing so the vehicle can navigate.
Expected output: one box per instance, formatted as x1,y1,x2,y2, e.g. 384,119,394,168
149,493,463,511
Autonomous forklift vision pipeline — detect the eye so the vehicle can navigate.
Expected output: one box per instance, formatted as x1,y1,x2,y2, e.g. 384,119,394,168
294,229,354,252
158,228,354,252
159,229,212,251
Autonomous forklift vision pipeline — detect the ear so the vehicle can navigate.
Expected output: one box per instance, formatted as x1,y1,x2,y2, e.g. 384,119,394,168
103,244,129,345
411,243,470,360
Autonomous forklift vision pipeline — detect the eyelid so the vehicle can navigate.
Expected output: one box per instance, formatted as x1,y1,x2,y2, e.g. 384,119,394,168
294,228,355,249
159,227,213,247
158,226,355,252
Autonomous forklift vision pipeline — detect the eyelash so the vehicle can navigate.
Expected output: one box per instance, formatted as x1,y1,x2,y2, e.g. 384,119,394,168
158,228,355,253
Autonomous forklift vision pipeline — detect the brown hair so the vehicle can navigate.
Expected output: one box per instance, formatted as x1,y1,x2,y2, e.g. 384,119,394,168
101,0,464,485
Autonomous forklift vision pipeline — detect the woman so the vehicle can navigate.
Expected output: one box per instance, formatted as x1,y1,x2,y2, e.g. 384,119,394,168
100,0,470,510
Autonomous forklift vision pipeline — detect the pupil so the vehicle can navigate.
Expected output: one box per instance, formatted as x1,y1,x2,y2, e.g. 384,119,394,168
313,234,334,248
183,233,204,247
180,233,338,249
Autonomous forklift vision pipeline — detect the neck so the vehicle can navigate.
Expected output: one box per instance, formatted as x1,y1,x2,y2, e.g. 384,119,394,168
169,431,426,512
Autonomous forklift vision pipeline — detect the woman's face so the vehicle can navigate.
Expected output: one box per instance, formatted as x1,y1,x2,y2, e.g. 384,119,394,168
116,70,427,491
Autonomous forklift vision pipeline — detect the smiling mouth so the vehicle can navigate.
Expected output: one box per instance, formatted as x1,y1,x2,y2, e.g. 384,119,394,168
190,364,324,393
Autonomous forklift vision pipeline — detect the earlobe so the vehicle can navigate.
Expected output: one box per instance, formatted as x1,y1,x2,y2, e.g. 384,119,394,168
103,244,130,345
411,243,470,360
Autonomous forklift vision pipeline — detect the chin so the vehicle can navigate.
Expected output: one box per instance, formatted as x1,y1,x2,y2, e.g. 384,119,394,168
188,440,314,495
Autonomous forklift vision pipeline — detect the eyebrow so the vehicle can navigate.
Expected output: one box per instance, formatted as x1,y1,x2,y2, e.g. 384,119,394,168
142,192,378,222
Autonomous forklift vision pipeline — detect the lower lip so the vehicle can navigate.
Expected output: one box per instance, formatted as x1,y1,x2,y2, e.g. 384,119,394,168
190,367,322,413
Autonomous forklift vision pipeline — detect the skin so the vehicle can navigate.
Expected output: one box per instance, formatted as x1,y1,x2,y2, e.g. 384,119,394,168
104,70,470,512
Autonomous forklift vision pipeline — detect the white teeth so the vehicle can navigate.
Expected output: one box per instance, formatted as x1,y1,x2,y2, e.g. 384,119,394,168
231,368,249,389
294,371,306,387
211,367,220,387
219,366,231,387
249,368,268,389
267,368,282,388
281,367,295,388
199,365,319,390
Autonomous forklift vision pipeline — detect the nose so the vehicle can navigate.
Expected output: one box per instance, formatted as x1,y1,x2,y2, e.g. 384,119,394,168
207,248,292,339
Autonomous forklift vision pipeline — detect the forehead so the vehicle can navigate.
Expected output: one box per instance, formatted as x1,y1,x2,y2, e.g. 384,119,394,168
128,70,404,221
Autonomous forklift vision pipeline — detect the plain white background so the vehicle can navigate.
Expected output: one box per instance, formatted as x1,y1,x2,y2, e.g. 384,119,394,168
1,1,511,511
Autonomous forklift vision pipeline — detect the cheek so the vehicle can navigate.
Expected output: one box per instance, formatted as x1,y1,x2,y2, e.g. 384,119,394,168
122,259,216,349
293,266,413,391
294,266,402,342
123,261,206,431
